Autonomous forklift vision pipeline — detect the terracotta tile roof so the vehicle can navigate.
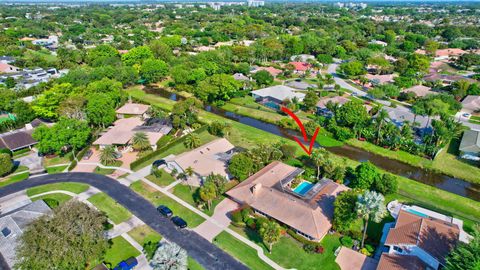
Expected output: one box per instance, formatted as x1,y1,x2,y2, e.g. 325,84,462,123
316,96,350,109
115,103,150,115
289,62,311,71
385,210,460,265
335,247,378,270
253,66,282,77
226,161,348,240
401,85,436,97
377,254,426,270
93,117,162,146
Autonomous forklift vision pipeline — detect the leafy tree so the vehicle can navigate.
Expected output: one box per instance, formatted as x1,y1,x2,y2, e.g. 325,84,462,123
228,153,254,181
121,45,154,66
32,83,74,119
15,201,108,270
333,189,360,232
86,44,119,66
310,148,330,179
456,53,480,70
148,40,173,62
85,78,123,106
140,59,169,84
171,98,202,129
99,146,117,166
252,70,274,86
199,181,217,210
32,118,91,155
208,121,227,137
424,40,439,56
445,225,480,270
303,90,319,111
132,132,151,151
351,162,380,190
205,173,228,195
373,174,398,195
339,60,366,77
150,242,188,270
12,100,36,124
355,190,387,248
0,153,13,176
195,74,241,102
5,77,15,89
184,133,200,149
259,220,282,253
85,93,116,127
280,144,297,160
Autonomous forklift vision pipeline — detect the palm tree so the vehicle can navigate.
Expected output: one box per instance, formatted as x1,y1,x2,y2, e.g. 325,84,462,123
375,109,389,144
150,242,188,270
199,182,217,210
132,132,151,151
356,190,387,248
184,166,194,191
259,220,282,253
310,148,330,179
99,146,116,166
184,133,200,149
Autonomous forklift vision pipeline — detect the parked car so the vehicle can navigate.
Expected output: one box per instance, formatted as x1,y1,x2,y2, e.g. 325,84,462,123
462,113,471,118
83,150,93,160
152,159,166,167
113,151,122,159
113,257,138,270
171,216,187,228
157,205,173,218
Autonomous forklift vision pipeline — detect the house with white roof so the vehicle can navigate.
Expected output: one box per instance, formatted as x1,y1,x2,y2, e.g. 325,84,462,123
251,85,305,109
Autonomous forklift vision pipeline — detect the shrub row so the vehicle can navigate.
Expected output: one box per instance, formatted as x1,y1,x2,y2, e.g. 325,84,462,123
67,147,90,171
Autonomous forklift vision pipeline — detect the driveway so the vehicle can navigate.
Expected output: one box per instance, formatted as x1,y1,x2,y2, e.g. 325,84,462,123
195,198,239,242
16,152,43,173
0,173,248,270
327,62,367,97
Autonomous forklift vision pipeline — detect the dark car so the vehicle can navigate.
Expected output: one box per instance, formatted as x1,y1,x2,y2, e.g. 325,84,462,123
171,216,187,228
113,257,138,270
152,159,167,167
157,205,173,218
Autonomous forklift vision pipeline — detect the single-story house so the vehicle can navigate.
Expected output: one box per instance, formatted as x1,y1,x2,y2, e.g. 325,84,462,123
0,56,15,64
166,138,236,186
288,62,312,74
461,95,480,114
459,129,480,160
316,96,350,115
335,247,378,270
116,103,150,119
251,85,305,109
378,209,460,269
285,80,316,90
0,63,20,73
0,200,52,269
401,85,436,98
251,66,282,77
424,74,476,86
416,48,466,61
227,161,348,242
365,73,396,85
233,73,249,81
0,131,37,152
383,107,432,131
93,117,170,150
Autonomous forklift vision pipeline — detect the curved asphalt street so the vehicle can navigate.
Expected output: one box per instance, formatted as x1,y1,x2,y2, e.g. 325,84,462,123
0,172,248,270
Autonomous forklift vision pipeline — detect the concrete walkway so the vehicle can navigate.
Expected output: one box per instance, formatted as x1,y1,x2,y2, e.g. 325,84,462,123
0,190,31,213
108,216,143,238
194,199,239,242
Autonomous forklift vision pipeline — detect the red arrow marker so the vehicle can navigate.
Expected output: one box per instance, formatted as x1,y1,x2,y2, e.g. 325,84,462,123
281,106,320,155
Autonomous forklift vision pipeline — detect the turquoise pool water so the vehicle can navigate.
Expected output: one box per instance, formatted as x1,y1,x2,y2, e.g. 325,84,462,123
293,182,314,196
405,208,428,218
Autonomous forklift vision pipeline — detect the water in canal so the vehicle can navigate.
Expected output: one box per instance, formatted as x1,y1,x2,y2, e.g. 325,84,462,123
146,86,480,201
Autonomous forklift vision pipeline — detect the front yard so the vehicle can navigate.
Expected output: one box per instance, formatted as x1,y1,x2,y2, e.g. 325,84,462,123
88,193,132,224
146,169,176,187
171,184,225,216
26,182,89,196
103,236,141,268
127,224,162,246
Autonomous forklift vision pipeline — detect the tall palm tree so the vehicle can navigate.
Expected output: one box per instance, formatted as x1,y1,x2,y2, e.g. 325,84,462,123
310,148,330,179
132,132,151,151
259,220,282,253
375,109,389,144
199,182,217,210
184,133,200,149
150,242,188,270
356,190,387,248
99,146,116,166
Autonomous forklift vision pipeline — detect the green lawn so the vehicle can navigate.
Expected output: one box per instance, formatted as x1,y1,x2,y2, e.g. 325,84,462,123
213,231,274,270
43,152,72,167
88,193,132,224
172,184,225,216
222,102,285,123
127,224,162,246
146,169,176,187
0,172,29,187
94,166,116,175
11,165,29,174
46,165,69,174
127,86,176,111
188,257,205,270
130,181,205,228
230,226,341,270
27,182,89,196
229,96,277,113
103,236,141,268
31,193,73,207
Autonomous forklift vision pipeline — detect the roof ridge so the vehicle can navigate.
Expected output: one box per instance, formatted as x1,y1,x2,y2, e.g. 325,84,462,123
416,218,424,246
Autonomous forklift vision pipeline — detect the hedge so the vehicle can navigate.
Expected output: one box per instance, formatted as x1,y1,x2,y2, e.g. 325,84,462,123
286,229,322,246
67,147,90,171
130,125,209,171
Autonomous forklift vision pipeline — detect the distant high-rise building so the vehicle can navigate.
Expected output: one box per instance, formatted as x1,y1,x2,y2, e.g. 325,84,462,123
247,0,265,7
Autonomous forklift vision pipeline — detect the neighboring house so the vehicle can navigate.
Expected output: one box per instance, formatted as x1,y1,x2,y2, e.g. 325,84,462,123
0,56,15,64
288,62,312,74
251,66,283,77
251,85,305,109
369,40,388,47
335,247,378,270
0,130,37,152
93,117,171,150
166,138,236,186
0,67,67,89
365,73,396,86
458,129,480,160
227,161,348,242
401,85,436,97
378,209,460,269
290,54,315,62
285,80,316,90
233,73,250,81
115,103,150,119
382,107,432,132
316,96,350,115
461,95,480,114
424,74,476,86
0,201,52,269
0,63,20,73
416,48,466,61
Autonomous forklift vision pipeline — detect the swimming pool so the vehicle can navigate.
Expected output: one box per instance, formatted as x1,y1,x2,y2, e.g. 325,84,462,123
405,208,429,218
293,181,314,196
